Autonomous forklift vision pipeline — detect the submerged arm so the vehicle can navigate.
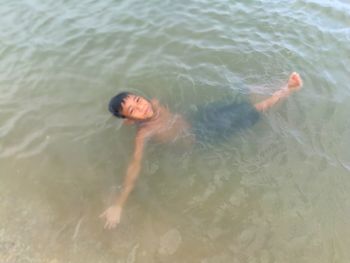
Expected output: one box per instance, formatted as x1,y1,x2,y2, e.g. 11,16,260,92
116,133,145,208
100,131,146,229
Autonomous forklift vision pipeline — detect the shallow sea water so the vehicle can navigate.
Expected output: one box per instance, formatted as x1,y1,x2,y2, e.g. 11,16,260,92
1,0,350,262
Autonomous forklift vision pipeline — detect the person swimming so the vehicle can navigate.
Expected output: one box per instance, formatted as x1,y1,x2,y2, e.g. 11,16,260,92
100,72,303,229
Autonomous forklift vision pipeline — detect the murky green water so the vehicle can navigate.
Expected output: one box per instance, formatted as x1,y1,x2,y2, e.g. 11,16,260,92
1,0,350,262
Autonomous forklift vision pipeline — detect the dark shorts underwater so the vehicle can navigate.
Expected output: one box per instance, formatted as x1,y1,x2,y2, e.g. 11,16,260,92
190,100,260,144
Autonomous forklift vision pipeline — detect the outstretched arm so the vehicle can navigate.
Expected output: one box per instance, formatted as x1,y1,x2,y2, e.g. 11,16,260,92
100,132,146,229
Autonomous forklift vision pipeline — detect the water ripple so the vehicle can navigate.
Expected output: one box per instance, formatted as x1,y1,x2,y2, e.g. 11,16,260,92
1,0,350,262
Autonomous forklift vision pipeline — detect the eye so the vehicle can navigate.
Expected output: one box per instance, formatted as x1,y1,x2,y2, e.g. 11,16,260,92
136,97,140,103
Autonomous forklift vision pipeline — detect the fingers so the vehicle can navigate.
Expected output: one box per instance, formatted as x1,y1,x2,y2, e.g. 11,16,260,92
101,214,119,229
99,208,120,229
104,220,113,229
105,221,116,229
103,220,118,229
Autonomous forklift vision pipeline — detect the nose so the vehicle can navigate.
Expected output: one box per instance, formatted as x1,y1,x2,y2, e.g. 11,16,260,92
137,103,145,112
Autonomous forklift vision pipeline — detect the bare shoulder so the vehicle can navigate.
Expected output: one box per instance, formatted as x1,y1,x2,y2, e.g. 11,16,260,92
136,127,147,140
136,125,154,143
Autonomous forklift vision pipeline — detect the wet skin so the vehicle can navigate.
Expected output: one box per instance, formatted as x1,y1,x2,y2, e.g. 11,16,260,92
120,94,192,143
100,94,193,229
100,72,303,229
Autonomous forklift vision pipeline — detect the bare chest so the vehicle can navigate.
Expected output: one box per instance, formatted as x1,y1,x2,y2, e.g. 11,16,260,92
138,108,191,143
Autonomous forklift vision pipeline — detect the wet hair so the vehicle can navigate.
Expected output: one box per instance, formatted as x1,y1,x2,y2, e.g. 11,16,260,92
108,92,132,118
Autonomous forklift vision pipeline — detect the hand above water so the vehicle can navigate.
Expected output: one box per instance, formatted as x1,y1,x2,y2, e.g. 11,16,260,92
99,205,122,229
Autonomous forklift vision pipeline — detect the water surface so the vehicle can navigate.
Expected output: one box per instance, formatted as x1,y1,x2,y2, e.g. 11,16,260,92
1,0,350,262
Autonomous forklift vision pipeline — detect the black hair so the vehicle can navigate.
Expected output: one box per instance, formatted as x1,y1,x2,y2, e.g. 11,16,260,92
108,92,132,118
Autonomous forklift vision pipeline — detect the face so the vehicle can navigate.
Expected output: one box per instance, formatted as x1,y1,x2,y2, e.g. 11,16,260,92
121,94,154,120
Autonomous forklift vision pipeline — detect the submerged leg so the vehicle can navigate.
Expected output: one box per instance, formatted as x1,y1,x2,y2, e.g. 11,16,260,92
254,72,303,112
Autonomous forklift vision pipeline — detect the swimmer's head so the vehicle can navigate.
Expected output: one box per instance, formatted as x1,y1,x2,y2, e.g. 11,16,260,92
109,92,154,121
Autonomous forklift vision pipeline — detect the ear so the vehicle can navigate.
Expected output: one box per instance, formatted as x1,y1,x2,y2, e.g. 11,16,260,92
123,119,135,125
